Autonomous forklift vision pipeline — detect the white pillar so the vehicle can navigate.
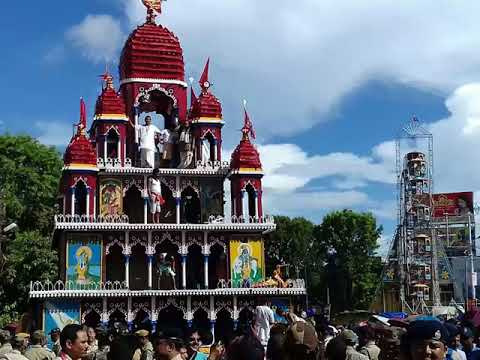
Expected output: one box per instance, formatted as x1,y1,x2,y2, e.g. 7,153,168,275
134,108,139,144
127,296,133,331
125,231,130,288
104,138,108,161
233,296,238,329
117,139,121,162
181,231,187,289
71,187,76,216
102,297,108,326
254,191,259,219
148,231,153,289
203,231,210,289
212,142,217,161
144,198,148,224
93,192,96,218
209,295,216,343
151,296,157,333
176,176,181,224
85,188,90,217
242,190,248,221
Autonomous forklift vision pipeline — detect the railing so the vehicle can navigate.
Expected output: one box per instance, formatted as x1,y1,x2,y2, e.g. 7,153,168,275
30,278,305,293
55,214,275,225
54,214,130,224
96,158,230,171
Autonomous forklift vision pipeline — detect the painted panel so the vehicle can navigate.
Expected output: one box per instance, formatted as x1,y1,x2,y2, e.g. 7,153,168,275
100,178,123,216
66,236,102,288
43,301,81,335
230,240,264,288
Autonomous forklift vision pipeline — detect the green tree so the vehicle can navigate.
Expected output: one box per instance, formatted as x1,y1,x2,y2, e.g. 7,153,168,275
265,216,325,300
0,135,61,327
315,210,383,312
0,135,63,235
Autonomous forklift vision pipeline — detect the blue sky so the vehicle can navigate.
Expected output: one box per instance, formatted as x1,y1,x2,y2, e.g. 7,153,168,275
4,1,480,252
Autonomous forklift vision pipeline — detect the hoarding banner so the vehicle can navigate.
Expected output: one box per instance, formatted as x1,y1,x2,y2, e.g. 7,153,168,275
432,192,473,218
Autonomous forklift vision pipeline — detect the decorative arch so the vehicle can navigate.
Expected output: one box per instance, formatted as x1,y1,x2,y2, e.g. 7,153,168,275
135,84,178,108
130,234,148,249
153,232,181,249
81,303,102,324
123,179,144,196
105,239,125,255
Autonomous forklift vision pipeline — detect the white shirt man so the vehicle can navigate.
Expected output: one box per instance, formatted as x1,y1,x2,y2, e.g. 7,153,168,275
136,116,162,168
254,303,275,346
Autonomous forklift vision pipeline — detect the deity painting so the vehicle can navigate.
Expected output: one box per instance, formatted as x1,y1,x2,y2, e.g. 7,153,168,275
66,241,102,288
230,240,264,288
100,179,123,216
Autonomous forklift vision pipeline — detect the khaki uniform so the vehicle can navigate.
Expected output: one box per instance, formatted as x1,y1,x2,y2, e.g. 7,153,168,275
24,345,56,360
0,345,13,356
137,341,153,360
51,341,60,358
359,342,381,360
346,346,369,360
0,349,29,360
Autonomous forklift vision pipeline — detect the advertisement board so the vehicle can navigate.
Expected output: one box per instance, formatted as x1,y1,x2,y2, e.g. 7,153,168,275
230,240,265,288
432,192,473,218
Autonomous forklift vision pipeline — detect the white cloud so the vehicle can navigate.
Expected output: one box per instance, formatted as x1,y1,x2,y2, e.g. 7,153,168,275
35,121,74,146
43,44,66,64
121,0,480,140
66,15,124,64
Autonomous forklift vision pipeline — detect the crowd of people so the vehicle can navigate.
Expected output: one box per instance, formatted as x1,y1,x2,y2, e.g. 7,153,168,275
1,306,480,360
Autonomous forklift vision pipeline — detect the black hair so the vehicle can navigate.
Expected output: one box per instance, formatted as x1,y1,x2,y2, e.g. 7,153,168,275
325,336,347,360
60,324,85,349
227,331,265,360
152,168,160,176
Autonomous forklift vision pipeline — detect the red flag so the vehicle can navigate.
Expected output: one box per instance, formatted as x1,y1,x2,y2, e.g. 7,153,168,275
79,98,87,132
199,58,210,90
243,107,256,139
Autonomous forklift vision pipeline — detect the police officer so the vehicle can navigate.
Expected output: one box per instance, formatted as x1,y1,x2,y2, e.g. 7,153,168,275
401,320,449,360
24,331,55,360
48,329,60,357
133,330,153,360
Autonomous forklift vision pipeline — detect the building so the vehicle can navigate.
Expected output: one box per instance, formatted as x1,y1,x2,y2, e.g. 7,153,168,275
30,1,305,338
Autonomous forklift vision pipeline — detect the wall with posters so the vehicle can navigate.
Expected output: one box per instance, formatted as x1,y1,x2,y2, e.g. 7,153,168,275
432,192,474,218
230,240,265,288
100,178,123,216
66,234,102,288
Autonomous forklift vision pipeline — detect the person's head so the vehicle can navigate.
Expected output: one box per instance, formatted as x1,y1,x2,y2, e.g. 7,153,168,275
401,320,448,360
461,326,475,352
226,332,265,360
340,329,358,347
0,330,11,345
87,327,96,343
145,116,152,125
12,333,29,352
50,328,60,342
152,168,160,178
325,335,347,360
357,326,375,347
60,324,89,360
179,345,188,360
284,321,319,360
187,329,202,352
155,332,183,360
444,322,461,349
135,330,150,346
31,330,47,346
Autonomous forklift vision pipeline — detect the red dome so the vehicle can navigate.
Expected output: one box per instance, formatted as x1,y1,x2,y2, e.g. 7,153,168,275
64,132,98,170
95,76,127,118
119,23,185,81
231,138,262,170
190,91,222,120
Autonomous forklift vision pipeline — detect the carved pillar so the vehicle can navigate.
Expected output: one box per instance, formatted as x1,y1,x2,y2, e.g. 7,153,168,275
187,296,193,328
254,191,258,218
104,137,108,161
241,190,247,220
147,231,153,289
127,297,133,331
233,296,239,330
70,187,76,216
151,296,157,333
209,295,216,342
176,176,181,224
181,231,188,289
212,139,217,161
101,297,108,326
203,232,210,289
85,187,90,217
143,198,148,224
124,231,130,288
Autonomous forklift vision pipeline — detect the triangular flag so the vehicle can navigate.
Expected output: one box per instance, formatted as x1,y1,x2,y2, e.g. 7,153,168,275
199,58,210,90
